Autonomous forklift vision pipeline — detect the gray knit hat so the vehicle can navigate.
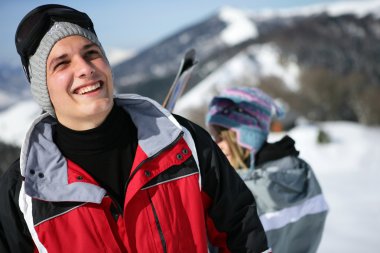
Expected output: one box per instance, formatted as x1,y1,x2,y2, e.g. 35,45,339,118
28,21,106,117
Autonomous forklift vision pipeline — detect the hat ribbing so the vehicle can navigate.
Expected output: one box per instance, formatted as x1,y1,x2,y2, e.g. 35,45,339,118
28,21,106,117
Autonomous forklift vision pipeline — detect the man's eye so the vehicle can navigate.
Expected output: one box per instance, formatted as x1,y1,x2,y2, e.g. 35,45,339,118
85,50,101,59
54,61,68,70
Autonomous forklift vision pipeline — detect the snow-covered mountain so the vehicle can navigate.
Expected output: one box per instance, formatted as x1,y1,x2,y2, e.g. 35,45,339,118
107,0,380,127
0,100,40,146
173,43,300,126
112,0,380,92
0,62,30,110
253,0,380,19
105,47,137,66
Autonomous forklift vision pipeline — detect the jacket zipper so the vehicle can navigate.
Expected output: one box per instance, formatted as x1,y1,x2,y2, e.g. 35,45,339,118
101,194,123,222
119,132,183,252
147,191,167,253
123,132,184,195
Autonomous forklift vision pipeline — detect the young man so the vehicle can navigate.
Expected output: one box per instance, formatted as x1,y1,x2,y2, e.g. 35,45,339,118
0,4,270,253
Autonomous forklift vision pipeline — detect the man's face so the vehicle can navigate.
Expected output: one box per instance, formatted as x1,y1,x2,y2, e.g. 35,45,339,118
46,35,114,130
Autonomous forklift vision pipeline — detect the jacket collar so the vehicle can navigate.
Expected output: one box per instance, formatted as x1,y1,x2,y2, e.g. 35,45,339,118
20,94,183,203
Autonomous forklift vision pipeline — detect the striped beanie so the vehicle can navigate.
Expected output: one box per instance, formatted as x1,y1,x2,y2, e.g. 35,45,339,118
206,87,284,167
28,22,106,117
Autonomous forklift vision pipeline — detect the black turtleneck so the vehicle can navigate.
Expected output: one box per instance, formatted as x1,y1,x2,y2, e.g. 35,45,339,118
53,104,138,206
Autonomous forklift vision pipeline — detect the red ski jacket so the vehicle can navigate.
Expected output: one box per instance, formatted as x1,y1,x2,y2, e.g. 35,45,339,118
0,95,270,253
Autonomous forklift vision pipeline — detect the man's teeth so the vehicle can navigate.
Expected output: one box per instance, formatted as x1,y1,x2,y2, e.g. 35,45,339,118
77,83,101,95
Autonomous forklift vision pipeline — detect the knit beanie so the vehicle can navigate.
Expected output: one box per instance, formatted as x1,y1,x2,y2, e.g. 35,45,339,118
206,87,284,168
28,21,106,117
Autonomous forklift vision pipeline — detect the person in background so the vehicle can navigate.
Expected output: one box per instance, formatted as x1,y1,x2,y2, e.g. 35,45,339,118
0,5,271,253
206,87,329,253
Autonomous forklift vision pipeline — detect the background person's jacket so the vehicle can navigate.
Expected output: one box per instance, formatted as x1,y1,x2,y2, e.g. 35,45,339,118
0,94,270,253
239,136,329,253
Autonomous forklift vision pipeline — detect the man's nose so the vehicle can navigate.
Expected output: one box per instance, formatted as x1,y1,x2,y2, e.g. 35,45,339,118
75,56,95,78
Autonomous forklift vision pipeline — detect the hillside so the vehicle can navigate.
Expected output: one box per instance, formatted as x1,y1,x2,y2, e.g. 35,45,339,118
106,2,380,127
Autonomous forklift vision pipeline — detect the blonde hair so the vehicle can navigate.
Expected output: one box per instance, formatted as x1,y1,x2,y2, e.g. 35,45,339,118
219,129,251,170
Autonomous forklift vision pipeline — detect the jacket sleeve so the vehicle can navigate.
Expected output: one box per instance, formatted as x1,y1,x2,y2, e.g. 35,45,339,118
0,159,35,253
174,115,270,253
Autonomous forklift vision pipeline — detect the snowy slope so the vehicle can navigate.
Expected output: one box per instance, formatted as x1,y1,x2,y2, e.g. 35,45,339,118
0,100,40,146
0,91,18,109
269,121,380,252
218,6,258,46
174,42,300,117
106,47,137,66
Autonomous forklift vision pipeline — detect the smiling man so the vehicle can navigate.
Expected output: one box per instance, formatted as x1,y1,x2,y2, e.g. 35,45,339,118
45,35,114,130
0,4,270,253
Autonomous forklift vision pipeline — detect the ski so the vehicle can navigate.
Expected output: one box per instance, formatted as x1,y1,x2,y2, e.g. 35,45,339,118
162,48,198,112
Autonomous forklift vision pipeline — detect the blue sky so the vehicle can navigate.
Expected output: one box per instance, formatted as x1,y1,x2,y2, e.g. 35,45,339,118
1,0,344,63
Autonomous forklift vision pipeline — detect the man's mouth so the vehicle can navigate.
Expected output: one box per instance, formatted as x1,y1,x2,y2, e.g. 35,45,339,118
74,82,102,95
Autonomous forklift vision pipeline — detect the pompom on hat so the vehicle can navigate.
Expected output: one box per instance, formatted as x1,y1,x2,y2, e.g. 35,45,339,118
15,4,107,117
206,87,285,166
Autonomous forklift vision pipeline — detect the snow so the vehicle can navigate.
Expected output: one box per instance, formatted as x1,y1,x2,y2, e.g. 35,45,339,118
218,6,259,46
269,121,380,252
253,0,380,20
0,91,17,109
249,44,300,91
105,47,137,66
174,43,300,115
174,50,260,114
318,0,380,18
0,100,40,146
